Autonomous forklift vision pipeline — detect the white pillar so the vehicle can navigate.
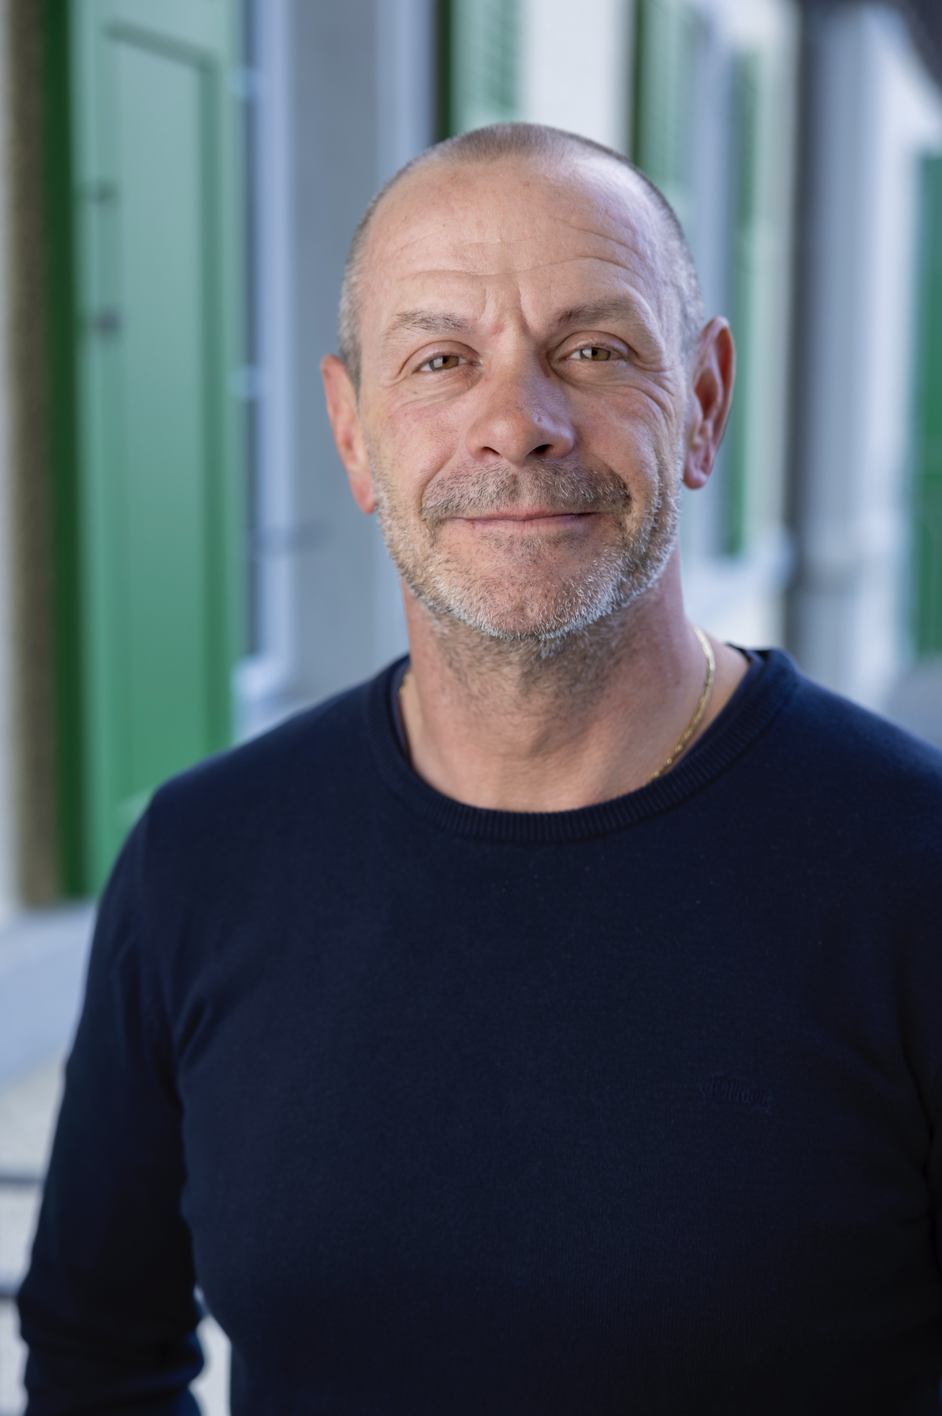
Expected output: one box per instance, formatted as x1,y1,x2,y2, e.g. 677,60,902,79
235,0,299,739
792,4,942,707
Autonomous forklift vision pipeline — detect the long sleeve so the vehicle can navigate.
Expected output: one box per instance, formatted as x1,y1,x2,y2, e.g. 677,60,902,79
18,820,203,1414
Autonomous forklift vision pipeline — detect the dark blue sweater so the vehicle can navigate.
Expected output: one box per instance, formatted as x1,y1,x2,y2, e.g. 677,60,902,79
19,651,942,1414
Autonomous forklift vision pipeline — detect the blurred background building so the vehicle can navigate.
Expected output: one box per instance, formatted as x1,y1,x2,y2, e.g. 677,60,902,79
0,0,941,1410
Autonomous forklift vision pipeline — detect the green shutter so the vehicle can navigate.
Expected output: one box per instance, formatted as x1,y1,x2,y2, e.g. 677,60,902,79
634,13,792,564
69,0,244,891
913,154,942,656
441,0,520,137
631,0,698,237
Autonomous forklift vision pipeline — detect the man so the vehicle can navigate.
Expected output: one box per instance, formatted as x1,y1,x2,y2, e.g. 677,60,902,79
19,124,942,1413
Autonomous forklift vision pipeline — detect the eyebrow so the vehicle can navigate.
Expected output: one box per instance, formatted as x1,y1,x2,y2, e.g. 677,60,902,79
383,309,473,345
549,299,638,331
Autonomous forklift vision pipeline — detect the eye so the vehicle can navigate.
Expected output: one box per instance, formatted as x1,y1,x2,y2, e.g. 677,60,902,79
569,345,612,362
418,353,465,373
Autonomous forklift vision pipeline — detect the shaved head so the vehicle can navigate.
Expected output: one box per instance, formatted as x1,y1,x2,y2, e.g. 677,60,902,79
338,122,704,392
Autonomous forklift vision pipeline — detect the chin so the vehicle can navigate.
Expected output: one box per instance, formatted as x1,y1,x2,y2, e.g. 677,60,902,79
420,566,633,642
387,506,680,645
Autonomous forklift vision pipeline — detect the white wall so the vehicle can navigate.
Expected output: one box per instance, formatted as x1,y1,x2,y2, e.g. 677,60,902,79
792,4,942,707
519,0,632,152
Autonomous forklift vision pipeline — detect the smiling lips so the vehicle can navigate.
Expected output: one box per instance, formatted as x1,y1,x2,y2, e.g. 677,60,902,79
454,510,596,527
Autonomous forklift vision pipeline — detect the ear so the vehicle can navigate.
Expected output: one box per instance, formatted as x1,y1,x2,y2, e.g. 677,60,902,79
321,354,376,514
682,319,735,491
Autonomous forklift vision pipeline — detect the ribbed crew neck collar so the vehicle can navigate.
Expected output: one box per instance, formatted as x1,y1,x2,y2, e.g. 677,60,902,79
365,649,799,844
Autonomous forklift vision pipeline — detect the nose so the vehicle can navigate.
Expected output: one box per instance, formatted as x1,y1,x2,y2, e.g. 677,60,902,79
464,362,577,466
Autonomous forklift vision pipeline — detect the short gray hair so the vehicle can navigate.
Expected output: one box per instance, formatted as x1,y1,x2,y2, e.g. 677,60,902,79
337,121,705,392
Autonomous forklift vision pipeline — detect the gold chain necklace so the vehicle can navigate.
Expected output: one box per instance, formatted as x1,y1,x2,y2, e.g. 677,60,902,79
643,625,715,783
398,625,716,787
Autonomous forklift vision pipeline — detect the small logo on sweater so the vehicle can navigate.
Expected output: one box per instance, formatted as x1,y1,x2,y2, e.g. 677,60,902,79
700,1074,772,1113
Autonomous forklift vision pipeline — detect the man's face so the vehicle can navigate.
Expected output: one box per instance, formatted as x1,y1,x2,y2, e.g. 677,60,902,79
353,155,692,643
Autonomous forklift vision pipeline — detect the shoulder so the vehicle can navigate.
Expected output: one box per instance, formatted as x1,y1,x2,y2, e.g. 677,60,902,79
162,674,374,804
82,672,398,1041
768,661,942,1105
752,652,942,866
131,668,394,893
777,655,942,790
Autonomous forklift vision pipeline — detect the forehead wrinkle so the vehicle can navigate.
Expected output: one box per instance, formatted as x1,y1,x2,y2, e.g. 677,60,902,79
373,247,672,343
384,253,658,299
367,156,680,319
380,257,664,340
374,182,656,270
381,156,657,239
383,224,651,277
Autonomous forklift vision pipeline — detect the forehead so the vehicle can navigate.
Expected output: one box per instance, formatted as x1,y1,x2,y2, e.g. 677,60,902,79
360,154,676,331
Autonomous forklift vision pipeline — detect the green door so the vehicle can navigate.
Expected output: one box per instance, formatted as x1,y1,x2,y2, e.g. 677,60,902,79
913,154,942,657
70,0,244,891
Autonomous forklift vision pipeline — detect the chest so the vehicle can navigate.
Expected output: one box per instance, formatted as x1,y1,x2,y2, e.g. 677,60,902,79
171,845,940,1412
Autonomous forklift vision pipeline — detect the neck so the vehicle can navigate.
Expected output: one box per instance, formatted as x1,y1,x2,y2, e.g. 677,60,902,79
397,548,748,812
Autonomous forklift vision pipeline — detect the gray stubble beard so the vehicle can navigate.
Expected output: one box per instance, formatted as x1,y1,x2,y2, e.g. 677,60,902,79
371,451,682,665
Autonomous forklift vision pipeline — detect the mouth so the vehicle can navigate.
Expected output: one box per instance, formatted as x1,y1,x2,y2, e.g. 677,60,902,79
452,510,597,530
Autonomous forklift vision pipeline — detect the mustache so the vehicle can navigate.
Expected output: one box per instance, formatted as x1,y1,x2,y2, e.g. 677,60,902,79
420,461,632,529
